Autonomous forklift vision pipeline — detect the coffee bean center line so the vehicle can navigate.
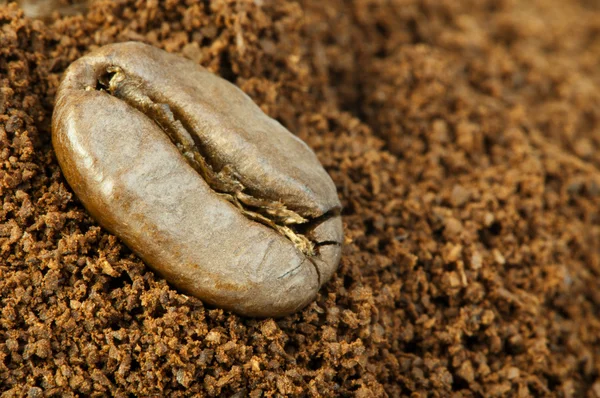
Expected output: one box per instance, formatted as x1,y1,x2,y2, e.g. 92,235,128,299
96,66,316,255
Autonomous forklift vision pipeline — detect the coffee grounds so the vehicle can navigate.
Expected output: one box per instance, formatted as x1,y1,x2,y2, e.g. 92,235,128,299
1,0,599,396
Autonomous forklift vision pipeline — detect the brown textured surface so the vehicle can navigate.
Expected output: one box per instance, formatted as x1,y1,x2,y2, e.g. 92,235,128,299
1,0,599,396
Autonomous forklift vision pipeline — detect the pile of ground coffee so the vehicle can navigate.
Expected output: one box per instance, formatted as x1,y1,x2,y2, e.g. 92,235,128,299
1,0,599,396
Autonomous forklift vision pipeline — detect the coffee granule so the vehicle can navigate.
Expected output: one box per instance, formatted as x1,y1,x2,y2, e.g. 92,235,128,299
1,0,599,396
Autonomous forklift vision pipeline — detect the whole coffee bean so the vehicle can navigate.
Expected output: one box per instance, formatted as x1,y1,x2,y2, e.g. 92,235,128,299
52,42,343,317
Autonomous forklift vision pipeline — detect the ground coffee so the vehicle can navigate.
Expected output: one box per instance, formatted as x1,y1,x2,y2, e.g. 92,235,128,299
1,0,599,396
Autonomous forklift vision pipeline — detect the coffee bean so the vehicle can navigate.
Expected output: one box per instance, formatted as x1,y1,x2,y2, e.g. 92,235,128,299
52,42,343,317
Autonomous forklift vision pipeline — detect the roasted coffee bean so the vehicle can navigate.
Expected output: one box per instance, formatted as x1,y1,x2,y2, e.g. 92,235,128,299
52,42,343,317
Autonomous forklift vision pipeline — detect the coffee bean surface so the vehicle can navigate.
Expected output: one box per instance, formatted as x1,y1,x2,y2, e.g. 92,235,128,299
52,42,343,317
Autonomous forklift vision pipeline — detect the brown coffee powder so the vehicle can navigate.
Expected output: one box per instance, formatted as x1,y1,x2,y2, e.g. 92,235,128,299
1,0,599,396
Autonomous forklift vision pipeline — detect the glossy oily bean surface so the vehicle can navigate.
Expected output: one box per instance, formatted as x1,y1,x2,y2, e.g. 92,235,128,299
52,42,343,317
